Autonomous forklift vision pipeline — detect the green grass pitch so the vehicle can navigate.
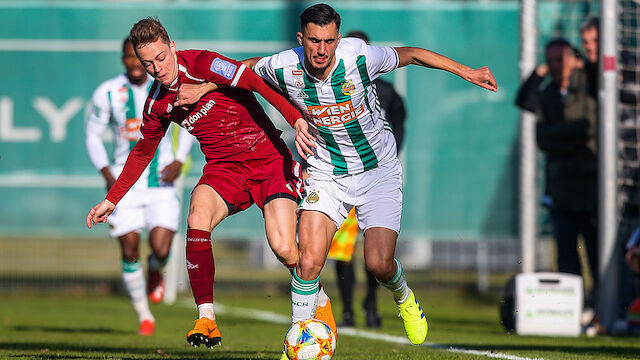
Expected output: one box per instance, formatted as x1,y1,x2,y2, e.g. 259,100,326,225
1,286,639,360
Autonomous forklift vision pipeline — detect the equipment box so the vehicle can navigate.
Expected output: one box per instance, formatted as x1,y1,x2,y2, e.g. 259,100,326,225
515,272,583,337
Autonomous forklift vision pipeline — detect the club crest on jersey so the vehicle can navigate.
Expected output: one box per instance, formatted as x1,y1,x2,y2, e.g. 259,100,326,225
292,70,305,88
306,190,319,204
166,103,173,113
118,86,129,102
341,80,356,95
210,58,237,80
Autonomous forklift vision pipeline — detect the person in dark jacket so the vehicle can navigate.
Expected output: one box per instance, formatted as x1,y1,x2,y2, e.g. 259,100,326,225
517,38,599,310
327,30,407,328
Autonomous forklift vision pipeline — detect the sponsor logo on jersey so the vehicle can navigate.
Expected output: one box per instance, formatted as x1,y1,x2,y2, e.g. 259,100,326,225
181,99,216,132
307,100,365,127
307,190,319,204
292,70,305,88
120,117,142,141
210,57,237,80
296,90,309,99
341,79,356,95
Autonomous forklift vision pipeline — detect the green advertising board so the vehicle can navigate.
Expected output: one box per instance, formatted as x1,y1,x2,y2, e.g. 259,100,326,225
0,1,524,240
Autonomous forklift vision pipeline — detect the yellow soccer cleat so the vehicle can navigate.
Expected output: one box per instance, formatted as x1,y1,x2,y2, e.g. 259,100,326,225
186,317,222,349
280,350,289,360
397,291,428,344
314,298,337,336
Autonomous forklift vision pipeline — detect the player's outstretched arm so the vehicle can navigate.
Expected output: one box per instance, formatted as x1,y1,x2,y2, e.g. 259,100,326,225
86,199,115,228
395,47,497,92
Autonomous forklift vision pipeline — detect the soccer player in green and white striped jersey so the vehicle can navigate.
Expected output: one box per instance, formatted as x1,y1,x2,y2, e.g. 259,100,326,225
176,2,497,350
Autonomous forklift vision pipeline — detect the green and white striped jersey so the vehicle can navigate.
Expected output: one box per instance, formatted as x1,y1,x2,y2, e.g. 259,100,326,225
255,38,399,176
86,74,191,189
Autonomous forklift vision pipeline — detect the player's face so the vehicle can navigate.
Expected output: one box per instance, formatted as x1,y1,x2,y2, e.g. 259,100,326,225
135,39,178,87
581,27,599,64
297,22,341,78
122,41,147,85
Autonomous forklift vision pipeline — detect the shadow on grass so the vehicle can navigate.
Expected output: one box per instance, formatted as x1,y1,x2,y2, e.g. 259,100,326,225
12,325,132,335
449,342,640,359
0,342,281,360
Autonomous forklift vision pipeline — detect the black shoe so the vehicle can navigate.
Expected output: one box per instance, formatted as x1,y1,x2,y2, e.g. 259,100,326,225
340,311,355,327
365,309,382,328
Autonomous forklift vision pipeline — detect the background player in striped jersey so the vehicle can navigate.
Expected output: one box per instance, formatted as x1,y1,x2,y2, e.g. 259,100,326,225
85,37,194,336
86,18,335,349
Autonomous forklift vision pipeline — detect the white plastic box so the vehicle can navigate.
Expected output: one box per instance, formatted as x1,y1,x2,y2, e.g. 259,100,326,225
515,272,583,337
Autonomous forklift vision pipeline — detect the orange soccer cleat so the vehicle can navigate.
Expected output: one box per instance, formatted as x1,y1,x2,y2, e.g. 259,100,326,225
314,298,337,336
186,317,222,349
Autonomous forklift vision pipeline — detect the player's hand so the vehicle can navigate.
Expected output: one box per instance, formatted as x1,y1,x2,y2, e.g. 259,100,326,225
294,118,316,160
86,199,115,229
535,64,549,77
466,66,498,92
175,83,222,108
161,160,183,183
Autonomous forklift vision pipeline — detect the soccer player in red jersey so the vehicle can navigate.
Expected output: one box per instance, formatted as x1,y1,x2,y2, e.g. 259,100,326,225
86,17,334,349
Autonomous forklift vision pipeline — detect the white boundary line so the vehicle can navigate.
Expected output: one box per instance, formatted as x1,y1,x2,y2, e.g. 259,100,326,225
178,300,545,360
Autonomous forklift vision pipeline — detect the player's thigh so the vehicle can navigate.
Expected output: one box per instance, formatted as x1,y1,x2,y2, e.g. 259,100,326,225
356,162,403,234
145,188,180,233
189,184,229,231
263,197,298,248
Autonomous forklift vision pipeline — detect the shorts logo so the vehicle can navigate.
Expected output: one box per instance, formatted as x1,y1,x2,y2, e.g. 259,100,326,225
307,190,319,204
292,70,305,88
341,79,356,95
210,58,237,80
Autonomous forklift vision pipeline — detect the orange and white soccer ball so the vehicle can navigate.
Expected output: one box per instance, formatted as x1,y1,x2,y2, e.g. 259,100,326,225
284,319,336,360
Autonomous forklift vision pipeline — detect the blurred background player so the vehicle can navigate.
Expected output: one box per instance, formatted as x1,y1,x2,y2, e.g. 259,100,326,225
327,30,407,329
85,36,194,335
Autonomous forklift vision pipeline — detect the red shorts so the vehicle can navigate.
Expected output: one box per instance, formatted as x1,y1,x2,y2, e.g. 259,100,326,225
196,155,303,215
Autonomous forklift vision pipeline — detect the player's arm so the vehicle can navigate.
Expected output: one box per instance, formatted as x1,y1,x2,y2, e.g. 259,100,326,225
86,97,166,228
395,46,498,92
174,57,262,107
85,87,117,191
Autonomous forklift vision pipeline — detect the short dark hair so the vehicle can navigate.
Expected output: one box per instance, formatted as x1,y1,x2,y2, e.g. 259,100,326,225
122,36,132,54
580,15,599,33
545,38,572,54
300,3,341,31
346,30,369,44
130,17,170,49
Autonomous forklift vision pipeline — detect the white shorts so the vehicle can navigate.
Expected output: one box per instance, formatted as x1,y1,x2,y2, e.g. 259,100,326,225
299,159,403,233
108,187,180,238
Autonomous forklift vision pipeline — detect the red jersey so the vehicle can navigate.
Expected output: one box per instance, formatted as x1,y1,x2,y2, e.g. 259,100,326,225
141,50,295,162
105,49,302,205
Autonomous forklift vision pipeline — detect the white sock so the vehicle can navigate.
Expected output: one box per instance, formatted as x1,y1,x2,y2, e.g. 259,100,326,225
291,269,319,322
317,286,329,307
122,261,153,323
198,303,216,320
380,259,411,303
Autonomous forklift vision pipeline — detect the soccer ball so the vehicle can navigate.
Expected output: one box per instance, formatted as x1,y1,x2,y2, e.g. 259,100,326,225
284,319,336,360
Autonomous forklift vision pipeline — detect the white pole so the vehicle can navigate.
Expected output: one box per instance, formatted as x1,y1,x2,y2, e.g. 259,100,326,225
519,0,537,274
597,0,619,328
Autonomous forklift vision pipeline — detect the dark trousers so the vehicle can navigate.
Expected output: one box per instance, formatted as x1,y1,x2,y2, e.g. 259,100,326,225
550,207,599,307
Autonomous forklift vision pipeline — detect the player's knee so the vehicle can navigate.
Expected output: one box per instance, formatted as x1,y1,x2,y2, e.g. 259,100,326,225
297,253,323,280
187,212,208,230
365,256,394,279
122,248,140,263
272,242,298,264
